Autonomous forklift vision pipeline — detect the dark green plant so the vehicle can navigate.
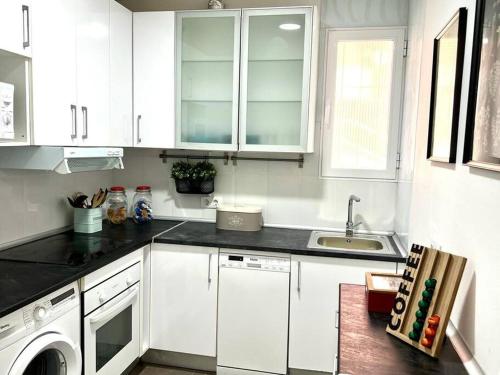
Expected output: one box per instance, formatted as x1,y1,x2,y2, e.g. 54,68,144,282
171,161,192,180
191,161,217,181
171,161,217,181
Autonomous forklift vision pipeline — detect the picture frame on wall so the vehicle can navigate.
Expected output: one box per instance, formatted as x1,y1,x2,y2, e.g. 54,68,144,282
427,8,467,163
464,0,500,172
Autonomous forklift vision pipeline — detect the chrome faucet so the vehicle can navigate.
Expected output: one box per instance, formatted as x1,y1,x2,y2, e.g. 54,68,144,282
346,195,361,237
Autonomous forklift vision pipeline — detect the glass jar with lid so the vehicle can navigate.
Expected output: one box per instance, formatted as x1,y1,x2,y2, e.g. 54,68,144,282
131,185,153,224
106,186,128,224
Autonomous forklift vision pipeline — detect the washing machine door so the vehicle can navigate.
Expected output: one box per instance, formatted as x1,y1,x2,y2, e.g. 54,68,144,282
9,333,81,375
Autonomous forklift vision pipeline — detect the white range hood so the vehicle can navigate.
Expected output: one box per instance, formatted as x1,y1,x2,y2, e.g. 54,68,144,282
0,147,124,174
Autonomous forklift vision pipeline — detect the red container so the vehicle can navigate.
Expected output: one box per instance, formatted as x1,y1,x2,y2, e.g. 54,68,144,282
365,272,402,314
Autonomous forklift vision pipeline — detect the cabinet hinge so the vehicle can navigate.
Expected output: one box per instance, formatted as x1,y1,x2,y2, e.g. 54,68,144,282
396,152,401,169
403,40,408,57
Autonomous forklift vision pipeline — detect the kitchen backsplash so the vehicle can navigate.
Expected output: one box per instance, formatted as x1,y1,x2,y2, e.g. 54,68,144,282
113,143,397,232
0,169,113,246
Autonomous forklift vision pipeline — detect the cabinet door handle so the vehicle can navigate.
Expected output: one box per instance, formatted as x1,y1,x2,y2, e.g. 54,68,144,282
335,310,339,329
136,115,142,144
82,106,88,139
208,253,213,284
297,261,301,292
22,5,30,48
70,105,77,139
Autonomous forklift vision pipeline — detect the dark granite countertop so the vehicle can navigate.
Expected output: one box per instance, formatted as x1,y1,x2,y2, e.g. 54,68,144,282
155,221,407,262
0,219,182,318
0,220,407,319
338,284,467,375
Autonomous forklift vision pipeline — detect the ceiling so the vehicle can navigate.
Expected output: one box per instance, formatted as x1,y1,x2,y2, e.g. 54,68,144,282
116,0,318,12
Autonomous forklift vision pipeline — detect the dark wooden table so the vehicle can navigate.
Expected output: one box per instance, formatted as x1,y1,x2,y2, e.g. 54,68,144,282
338,284,467,375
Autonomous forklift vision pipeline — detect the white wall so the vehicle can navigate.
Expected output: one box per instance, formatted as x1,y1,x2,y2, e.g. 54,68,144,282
0,170,112,247
394,0,424,248
408,0,498,373
113,147,397,231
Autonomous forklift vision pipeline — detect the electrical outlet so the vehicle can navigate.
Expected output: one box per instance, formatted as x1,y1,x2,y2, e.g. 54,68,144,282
201,195,220,209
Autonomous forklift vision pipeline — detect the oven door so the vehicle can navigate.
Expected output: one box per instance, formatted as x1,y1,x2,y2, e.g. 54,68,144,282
84,284,140,375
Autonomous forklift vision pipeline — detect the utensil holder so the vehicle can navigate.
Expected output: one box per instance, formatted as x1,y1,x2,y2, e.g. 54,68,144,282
74,208,102,233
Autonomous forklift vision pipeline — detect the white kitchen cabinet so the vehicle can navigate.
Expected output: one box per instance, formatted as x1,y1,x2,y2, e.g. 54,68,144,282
109,0,132,147
172,7,317,153
175,10,241,151
31,0,131,146
0,0,31,57
133,12,175,148
288,255,397,372
239,7,317,153
31,0,79,146
76,0,109,146
150,244,218,357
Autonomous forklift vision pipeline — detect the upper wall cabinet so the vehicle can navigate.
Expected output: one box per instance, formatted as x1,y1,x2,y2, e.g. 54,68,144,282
133,11,175,149
0,0,32,146
0,0,32,58
174,7,318,153
31,0,132,147
109,0,133,147
239,8,316,152
175,10,241,151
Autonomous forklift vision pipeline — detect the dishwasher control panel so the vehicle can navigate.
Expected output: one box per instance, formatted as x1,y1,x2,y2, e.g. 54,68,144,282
219,253,290,272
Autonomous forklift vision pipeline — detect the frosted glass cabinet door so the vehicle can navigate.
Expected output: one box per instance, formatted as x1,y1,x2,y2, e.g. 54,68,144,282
176,10,240,151
240,8,314,152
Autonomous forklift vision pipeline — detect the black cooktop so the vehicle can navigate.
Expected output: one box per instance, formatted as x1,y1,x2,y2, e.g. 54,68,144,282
0,232,134,267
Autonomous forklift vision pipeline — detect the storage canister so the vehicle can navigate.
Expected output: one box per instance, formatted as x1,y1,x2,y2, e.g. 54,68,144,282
216,205,263,231
131,185,153,224
74,208,102,233
106,186,128,224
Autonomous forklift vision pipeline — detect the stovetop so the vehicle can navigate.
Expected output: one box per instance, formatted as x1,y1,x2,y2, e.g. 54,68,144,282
0,232,134,267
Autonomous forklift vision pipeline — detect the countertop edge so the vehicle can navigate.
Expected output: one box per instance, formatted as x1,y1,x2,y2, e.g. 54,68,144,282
154,237,407,263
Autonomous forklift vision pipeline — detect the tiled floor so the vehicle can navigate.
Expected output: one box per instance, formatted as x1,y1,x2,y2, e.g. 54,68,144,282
131,364,212,375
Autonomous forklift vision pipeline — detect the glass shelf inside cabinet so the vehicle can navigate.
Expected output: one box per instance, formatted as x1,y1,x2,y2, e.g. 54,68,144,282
244,13,307,147
179,15,236,145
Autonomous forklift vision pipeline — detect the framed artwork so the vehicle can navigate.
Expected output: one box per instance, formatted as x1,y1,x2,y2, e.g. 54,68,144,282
464,0,500,171
427,8,467,163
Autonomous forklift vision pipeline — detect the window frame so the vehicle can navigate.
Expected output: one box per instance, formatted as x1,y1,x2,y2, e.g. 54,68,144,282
320,27,406,180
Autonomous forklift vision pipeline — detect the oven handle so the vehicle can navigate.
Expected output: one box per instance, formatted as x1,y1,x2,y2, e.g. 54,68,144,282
89,285,138,325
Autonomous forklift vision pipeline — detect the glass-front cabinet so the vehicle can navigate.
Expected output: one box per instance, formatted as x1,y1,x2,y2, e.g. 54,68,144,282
175,7,317,152
176,10,241,151
239,7,314,152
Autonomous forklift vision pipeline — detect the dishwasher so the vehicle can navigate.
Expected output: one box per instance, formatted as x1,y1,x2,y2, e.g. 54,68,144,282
217,251,290,375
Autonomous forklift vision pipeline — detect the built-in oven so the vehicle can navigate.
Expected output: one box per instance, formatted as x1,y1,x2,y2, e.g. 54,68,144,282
82,261,141,375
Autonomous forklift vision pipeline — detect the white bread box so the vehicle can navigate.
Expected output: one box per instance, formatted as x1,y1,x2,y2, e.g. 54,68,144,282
216,204,263,231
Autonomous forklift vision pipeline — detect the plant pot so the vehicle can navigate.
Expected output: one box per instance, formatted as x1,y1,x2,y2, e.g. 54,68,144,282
199,179,215,194
174,178,214,194
175,179,193,194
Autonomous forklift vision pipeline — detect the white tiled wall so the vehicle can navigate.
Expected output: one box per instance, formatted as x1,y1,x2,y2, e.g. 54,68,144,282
112,145,397,232
0,169,113,246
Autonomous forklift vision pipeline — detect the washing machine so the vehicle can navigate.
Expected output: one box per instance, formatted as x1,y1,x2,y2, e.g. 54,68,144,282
0,282,82,375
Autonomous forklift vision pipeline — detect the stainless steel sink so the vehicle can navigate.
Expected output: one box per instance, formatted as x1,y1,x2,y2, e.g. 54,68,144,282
307,231,395,255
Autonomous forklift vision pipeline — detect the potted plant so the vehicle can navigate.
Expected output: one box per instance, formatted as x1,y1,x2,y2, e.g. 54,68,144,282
191,161,217,194
171,161,193,193
171,161,217,194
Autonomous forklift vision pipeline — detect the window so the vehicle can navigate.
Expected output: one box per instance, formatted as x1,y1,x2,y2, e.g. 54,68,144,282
321,28,406,179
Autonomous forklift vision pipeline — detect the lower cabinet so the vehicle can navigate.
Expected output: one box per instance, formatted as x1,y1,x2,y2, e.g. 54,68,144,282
288,255,397,373
150,243,218,357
